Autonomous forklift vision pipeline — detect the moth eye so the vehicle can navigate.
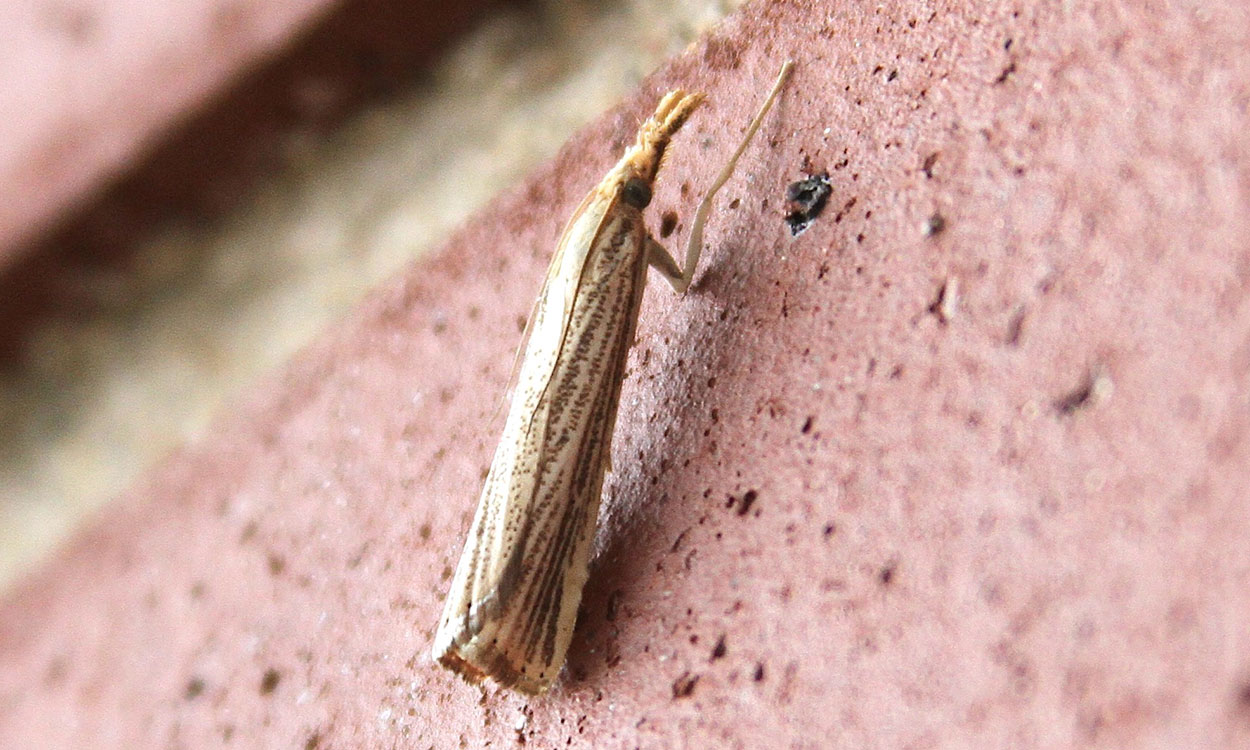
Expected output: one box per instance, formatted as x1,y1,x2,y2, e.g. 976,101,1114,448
621,178,652,209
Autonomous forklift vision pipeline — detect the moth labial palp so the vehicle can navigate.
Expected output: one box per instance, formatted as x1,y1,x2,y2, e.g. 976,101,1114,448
431,60,795,695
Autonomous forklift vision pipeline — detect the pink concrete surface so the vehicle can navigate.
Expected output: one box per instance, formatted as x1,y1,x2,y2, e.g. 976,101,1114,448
0,0,342,264
3,0,1250,747
0,0,493,358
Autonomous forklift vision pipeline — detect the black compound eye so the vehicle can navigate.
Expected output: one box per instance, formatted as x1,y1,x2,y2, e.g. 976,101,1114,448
621,178,652,209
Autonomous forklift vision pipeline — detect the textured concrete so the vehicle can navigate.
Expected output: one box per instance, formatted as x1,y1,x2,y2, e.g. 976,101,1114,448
3,0,1250,747
0,0,742,594
0,0,335,264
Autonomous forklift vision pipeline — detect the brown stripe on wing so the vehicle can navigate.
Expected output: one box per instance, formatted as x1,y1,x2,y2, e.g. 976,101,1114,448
512,221,650,669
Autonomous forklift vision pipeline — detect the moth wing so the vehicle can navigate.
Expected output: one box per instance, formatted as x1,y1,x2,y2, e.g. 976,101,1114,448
433,190,633,693
493,188,601,416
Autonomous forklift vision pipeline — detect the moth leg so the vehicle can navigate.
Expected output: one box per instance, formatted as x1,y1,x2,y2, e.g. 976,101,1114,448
646,236,685,291
655,60,794,295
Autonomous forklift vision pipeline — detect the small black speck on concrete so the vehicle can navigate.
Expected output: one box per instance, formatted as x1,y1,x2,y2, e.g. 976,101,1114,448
785,173,832,236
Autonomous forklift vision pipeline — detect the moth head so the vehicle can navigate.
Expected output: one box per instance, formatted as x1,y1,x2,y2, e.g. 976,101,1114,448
620,177,652,209
618,89,706,194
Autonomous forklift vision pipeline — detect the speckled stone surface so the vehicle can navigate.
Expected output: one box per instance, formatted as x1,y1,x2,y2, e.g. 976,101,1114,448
3,0,1250,747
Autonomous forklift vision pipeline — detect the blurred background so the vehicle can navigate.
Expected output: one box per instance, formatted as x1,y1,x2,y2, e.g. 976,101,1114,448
0,0,746,592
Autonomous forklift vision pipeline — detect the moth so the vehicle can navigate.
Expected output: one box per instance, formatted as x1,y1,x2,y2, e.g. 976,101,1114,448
432,61,793,694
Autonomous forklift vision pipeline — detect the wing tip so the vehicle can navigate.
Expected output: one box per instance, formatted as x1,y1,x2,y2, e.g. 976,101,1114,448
434,638,556,695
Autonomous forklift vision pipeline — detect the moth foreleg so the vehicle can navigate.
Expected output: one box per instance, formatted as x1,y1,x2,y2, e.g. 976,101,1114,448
646,236,685,291
650,60,794,295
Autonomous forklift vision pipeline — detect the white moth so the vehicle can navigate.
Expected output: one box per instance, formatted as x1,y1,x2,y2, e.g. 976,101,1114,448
433,61,794,694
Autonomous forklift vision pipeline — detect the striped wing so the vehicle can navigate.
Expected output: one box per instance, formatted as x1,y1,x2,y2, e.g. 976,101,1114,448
433,193,649,693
